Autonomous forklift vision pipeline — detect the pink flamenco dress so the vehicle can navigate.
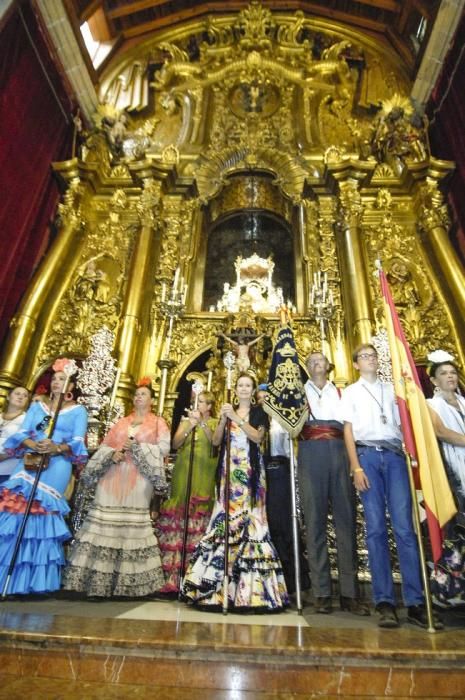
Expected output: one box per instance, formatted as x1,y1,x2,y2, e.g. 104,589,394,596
62,412,170,598
154,416,217,593
0,400,88,595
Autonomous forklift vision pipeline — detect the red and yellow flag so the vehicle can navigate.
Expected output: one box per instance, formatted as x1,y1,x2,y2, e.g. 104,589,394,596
379,266,456,562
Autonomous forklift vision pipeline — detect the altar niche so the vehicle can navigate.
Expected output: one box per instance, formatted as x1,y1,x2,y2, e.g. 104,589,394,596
203,208,294,313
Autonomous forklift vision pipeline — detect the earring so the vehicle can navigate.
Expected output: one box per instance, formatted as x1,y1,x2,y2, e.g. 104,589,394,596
251,395,256,405
65,391,74,402
233,394,239,407
433,386,441,395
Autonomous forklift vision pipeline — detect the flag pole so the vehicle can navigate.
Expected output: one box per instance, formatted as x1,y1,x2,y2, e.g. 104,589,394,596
403,447,437,634
178,380,204,598
222,351,235,615
288,437,303,615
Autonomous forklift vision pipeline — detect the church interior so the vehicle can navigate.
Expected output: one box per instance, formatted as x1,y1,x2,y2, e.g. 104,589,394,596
2,0,465,697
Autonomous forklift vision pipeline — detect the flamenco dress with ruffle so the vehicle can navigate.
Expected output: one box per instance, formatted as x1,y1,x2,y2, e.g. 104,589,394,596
182,406,289,611
62,412,169,598
0,400,88,595
155,416,217,593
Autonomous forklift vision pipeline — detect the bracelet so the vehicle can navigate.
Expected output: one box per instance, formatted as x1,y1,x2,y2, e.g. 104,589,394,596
239,419,247,427
200,422,207,428
351,468,364,475
184,431,189,438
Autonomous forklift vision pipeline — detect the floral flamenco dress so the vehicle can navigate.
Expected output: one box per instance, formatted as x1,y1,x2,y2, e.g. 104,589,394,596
182,406,289,611
155,416,217,593
62,412,170,598
0,400,88,594
428,394,465,607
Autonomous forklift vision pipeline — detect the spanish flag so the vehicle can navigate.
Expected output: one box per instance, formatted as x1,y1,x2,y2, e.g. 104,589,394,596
379,265,456,562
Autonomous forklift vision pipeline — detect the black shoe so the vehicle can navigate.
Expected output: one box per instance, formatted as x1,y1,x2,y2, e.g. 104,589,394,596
407,604,444,630
314,596,332,614
375,602,399,628
340,596,371,616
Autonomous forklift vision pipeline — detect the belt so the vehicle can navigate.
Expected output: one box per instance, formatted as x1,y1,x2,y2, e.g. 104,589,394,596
356,441,404,456
300,425,343,441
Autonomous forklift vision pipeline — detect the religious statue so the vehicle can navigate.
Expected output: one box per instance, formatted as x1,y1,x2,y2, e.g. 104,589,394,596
218,332,265,373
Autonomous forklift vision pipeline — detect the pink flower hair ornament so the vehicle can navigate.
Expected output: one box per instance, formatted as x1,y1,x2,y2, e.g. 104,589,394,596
52,358,78,375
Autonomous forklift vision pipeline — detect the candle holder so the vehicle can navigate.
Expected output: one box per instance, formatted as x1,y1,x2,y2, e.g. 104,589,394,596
309,271,335,354
157,267,187,415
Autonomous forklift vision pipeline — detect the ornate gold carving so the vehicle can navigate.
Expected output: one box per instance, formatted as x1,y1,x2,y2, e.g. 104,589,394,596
364,190,456,359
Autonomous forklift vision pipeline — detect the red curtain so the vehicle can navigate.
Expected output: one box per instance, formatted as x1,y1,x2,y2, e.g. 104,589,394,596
427,11,465,264
0,4,74,344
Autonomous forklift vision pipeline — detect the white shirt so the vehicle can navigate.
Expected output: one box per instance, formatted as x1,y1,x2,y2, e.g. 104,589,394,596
0,412,26,476
304,380,343,424
269,417,291,458
340,377,402,442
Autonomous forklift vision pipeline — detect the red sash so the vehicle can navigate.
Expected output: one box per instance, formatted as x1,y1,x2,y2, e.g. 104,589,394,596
299,424,343,441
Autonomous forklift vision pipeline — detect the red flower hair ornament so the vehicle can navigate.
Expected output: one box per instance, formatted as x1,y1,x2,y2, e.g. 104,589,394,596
137,376,152,387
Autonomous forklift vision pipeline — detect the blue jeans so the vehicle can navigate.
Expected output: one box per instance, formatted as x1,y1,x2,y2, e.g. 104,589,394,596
357,446,424,607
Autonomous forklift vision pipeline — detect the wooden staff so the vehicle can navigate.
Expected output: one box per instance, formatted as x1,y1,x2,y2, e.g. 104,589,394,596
178,380,204,598
222,351,235,615
1,360,77,599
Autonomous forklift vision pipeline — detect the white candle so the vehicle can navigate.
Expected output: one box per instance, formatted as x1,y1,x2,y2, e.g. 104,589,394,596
207,371,213,391
173,267,180,292
161,282,166,302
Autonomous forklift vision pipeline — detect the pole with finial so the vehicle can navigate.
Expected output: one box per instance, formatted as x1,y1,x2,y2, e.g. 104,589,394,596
222,350,235,615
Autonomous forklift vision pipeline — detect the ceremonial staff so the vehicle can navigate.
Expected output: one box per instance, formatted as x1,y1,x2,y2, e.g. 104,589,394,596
222,351,235,615
1,360,77,599
178,379,204,598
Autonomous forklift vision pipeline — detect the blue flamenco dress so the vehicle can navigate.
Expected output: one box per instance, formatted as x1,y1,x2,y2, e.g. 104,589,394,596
0,400,88,594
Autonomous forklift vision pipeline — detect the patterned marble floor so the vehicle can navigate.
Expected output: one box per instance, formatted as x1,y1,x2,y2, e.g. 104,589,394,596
1,596,464,630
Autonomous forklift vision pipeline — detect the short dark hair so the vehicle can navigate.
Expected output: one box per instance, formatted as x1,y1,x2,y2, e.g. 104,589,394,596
428,361,458,379
352,343,378,363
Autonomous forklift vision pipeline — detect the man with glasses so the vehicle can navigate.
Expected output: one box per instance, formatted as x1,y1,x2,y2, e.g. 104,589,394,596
298,351,368,616
341,343,443,629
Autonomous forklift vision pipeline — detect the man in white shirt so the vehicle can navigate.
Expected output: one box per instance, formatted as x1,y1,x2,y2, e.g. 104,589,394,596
341,343,442,629
298,352,368,616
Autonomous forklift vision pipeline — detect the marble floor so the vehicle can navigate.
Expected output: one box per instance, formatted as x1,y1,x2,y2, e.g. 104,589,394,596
1,595,464,630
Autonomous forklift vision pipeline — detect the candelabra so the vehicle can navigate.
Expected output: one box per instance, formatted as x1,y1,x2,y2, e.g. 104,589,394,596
157,267,187,415
309,271,335,355
77,326,119,450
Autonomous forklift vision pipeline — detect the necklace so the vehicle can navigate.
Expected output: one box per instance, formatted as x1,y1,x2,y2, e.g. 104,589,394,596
362,383,388,424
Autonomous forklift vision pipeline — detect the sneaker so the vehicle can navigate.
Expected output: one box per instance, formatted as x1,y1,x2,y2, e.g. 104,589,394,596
407,604,444,630
375,602,399,628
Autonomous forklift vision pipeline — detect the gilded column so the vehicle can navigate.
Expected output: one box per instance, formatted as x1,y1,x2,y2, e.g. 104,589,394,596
115,178,161,393
337,180,374,345
418,179,465,321
0,178,85,393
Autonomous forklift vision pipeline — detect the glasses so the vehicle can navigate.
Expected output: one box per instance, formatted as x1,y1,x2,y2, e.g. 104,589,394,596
356,353,377,360
36,415,52,431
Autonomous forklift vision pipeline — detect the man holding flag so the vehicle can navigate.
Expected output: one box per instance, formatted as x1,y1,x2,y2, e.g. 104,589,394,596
262,320,309,612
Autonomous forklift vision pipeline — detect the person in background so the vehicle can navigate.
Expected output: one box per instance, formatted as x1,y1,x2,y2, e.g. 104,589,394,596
256,383,310,601
427,357,465,607
63,382,169,598
155,390,217,593
298,351,368,616
0,387,30,486
0,361,88,595
341,344,442,629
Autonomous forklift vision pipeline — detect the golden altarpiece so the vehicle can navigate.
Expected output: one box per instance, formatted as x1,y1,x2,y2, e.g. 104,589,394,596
1,1,464,422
